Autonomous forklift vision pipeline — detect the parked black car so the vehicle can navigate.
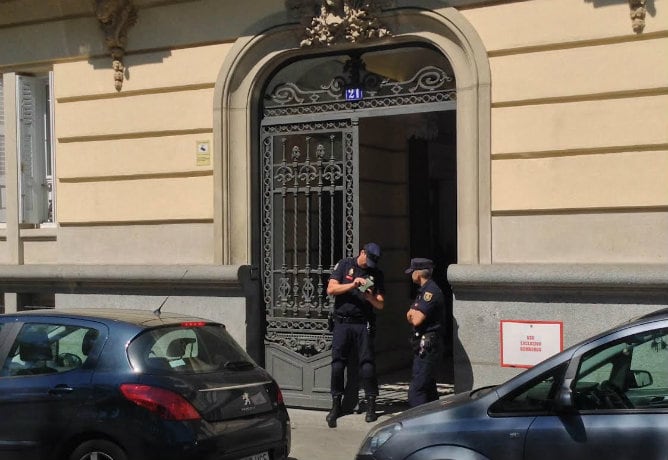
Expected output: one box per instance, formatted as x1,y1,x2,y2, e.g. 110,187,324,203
357,309,668,460
0,308,290,460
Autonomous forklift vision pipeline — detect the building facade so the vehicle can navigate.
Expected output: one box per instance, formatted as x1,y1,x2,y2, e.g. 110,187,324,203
1,0,667,406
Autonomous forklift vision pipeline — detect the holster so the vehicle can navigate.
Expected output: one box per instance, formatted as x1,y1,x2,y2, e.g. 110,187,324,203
366,320,376,336
422,332,437,353
327,312,335,332
410,332,421,353
411,331,438,357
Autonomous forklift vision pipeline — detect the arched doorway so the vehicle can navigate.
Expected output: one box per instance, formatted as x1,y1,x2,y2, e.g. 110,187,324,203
258,45,458,407
213,6,491,408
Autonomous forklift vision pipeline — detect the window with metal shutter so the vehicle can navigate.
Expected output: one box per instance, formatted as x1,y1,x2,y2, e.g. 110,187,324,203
17,74,50,224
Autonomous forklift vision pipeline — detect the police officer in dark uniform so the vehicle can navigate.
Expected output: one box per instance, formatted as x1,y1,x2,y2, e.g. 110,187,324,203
405,258,444,407
325,242,385,428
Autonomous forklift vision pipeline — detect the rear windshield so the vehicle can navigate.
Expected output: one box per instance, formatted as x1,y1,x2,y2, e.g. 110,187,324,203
127,324,256,374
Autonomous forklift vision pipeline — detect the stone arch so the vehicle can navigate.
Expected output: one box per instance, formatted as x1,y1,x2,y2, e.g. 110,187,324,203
213,6,491,266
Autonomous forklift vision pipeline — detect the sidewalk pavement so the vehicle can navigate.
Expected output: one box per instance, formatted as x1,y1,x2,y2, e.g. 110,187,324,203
286,374,454,460
286,406,390,460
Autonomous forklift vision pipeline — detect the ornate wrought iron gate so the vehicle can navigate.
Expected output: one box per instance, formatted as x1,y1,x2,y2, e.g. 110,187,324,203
261,118,358,408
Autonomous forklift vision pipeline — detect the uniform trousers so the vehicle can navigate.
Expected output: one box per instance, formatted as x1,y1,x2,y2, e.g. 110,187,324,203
330,321,378,397
408,339,442,407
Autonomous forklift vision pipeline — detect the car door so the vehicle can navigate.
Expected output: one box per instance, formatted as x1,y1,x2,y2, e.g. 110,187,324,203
486,362,568,460
0,318,106,460
523,322,668,460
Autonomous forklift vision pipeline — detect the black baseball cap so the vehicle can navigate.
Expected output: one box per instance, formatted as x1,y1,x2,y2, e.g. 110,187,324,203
363,242,381,268
404,258,434,274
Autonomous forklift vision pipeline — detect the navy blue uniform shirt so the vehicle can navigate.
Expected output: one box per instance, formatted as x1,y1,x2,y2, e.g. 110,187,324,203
411,278,444,334
329,257,385,320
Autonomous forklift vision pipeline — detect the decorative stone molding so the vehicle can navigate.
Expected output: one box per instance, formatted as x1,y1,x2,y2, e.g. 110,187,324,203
94,0,138,91
629,0,646,33
287,0,392,47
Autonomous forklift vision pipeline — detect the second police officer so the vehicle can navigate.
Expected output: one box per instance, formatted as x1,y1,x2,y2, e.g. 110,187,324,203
326,242,385,427
405,257,445,407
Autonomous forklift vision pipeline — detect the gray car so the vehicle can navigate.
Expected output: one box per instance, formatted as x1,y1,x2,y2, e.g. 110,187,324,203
357,309,668,460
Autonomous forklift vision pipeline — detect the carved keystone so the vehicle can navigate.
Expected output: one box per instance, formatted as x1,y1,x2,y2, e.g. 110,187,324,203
287,0,392,47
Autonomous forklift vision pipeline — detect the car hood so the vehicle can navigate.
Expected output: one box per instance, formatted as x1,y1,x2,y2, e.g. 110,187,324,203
381,387,494,427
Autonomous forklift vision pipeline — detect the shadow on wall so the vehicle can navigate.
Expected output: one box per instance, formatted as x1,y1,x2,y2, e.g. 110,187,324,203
452,316,474,393
584,0,656,17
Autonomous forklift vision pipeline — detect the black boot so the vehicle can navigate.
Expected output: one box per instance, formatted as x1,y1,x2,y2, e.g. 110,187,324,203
365,396,377,423
326,395,342,428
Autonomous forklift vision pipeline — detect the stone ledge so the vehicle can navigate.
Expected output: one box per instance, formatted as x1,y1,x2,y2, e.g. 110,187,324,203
0,264,247,294
448,263,668,295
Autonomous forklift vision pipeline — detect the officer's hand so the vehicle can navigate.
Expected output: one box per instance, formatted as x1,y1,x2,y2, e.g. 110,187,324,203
353,277,366,288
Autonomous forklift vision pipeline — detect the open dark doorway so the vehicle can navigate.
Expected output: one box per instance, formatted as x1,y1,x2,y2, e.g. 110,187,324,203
407,110,457,383
358,110,457,385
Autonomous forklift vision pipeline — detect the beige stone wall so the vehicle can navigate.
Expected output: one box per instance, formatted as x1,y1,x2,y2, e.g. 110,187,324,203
2,0,666,267
0,0,283,264
463,0,668,263
54,45,228,224
51,43,229,262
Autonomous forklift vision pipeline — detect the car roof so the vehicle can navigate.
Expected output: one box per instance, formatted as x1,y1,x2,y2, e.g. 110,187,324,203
634,307,668,321
572,307,668,349
0,308,221,329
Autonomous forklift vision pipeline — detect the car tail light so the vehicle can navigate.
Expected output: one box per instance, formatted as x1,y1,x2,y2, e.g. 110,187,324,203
276,385,285,406
120,384,201,421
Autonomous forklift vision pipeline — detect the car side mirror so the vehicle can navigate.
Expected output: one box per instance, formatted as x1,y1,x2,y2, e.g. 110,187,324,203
629,369,653,388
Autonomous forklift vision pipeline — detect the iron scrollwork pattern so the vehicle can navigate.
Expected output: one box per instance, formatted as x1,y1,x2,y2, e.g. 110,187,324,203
265,65,455,117
262,120,356,357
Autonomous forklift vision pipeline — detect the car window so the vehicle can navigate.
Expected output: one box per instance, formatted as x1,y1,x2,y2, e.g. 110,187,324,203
572,327,668,411
1,323,100,377
490,363,567,414
128,324,255,374
628,329,668,408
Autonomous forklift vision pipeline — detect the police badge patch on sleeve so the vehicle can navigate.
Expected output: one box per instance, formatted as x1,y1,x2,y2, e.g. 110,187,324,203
424,292,433,301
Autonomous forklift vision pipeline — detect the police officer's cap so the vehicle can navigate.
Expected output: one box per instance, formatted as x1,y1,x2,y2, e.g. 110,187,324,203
363,242,381,268
404,258,434,274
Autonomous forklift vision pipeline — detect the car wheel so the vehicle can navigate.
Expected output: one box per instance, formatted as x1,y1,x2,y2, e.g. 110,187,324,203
69,439,128,460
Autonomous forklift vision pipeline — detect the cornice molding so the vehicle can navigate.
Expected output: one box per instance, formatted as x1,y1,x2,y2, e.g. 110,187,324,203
94,0,138,91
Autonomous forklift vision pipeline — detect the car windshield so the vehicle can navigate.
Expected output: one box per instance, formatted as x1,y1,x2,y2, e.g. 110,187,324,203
127,324,256,374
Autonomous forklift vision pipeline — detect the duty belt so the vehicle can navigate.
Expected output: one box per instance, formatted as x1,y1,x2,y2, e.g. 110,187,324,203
335,315,366,324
